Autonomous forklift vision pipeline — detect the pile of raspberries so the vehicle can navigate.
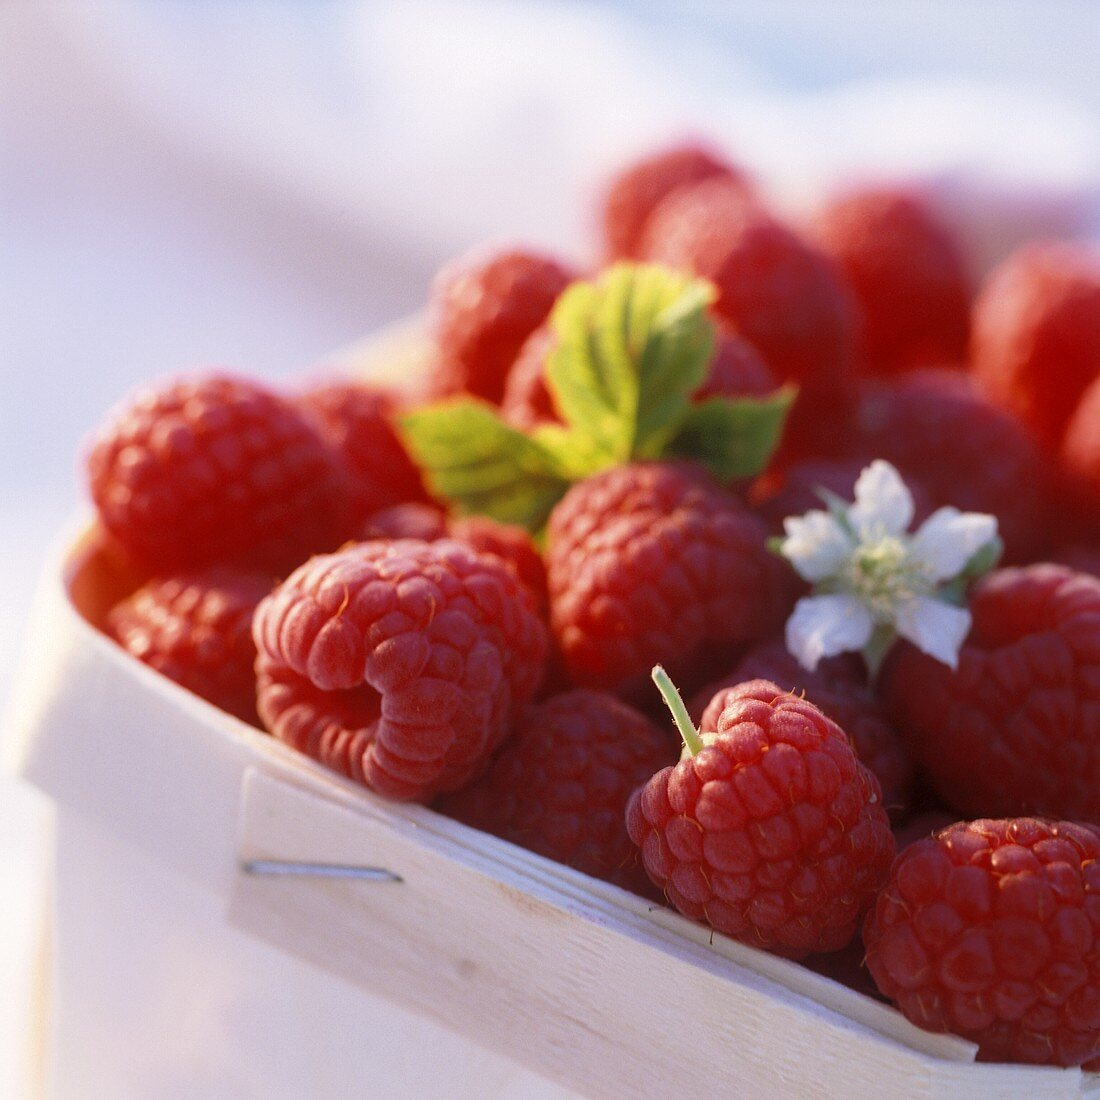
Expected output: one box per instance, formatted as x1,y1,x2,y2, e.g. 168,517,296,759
85,140,1100,1069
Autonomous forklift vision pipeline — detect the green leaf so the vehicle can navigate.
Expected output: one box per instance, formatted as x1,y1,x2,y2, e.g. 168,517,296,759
545,263,716,467
666,385,796,480
401,399,571,531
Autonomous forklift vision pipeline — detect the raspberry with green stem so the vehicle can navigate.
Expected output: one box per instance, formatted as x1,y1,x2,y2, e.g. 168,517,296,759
627,669,895,957
651,664,704,757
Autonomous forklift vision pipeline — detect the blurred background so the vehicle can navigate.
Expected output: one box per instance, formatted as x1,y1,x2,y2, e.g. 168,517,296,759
2,1,1100,1093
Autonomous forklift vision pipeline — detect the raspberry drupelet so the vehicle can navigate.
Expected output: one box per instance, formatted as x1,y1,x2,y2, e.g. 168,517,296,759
546,463,791,695
881,564,1100,822
107,567,271,725
864,818,1100,1066
252,539,548,802
627,672,894,958
429,248,575,404
87,374,351,574
439,689,675,892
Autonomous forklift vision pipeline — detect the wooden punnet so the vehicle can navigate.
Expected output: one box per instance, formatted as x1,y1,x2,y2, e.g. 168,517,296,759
6,326,1099,1099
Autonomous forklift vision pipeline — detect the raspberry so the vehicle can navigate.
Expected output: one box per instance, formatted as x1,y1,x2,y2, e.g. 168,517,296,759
297,381,428,525
87,374,351,573
546,463,790,694
357,505,548,617
500,324,558,430
1051,543,1100,579
802,940,883,1001
253,539,548,801
1062,374,1100,529
972,241,1100,449
751,456,934,534
693,641,914,821
600,141,749,260
439,690,674,891
864,818,1100,1066
692,328,777,402
847,371,1050,561
359,502,449,542
107,568,271,725
880,565,1100,821
449,515,549,617
892,810,958,854
430,248,575,404
642,179,857,456
501,324,776,435
812,187,971,374
627,676,894,957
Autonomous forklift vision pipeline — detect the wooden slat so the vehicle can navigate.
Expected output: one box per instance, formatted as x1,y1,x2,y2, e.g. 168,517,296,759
230,769,1085,1100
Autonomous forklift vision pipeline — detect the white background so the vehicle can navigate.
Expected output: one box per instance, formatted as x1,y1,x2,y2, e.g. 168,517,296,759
2,3,1100,1094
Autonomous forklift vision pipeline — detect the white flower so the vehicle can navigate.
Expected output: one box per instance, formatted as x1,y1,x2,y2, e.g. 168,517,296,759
778,460,998,672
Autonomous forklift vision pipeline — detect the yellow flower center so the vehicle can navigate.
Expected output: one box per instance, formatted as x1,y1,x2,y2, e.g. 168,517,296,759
843,536,933,622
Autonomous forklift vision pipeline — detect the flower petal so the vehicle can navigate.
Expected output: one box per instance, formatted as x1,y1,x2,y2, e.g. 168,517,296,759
785,594,873,671
896,595,972,669
909,507,999,582
848,460,914,539
780,510,852,582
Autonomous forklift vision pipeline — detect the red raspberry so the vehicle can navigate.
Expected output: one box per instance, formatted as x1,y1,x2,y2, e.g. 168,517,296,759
430,248,575,404
87,374,351,573
802,940,882,1001
439,690,674,892
1051,543,1100,579
107,568,271,725
357,505,548,617
891,810,958,855
847,371,1050,561
812,187,971,374
500,324,558,431
864,818,1100,1066
627,677,894,957
692,327,777,402
642,180,857,449
500,323,776,434
359,502,449,542
881,565,1100,821
546,463,790,694
693,642,915,821
1061,374,1100,530
253,539,548,801
600,141,749,260
751,456,934,534
449,515,548,617
972,241,1100,449
297,381,428,525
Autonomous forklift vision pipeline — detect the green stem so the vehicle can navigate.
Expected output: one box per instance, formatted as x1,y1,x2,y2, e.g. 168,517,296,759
651,665,704,757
